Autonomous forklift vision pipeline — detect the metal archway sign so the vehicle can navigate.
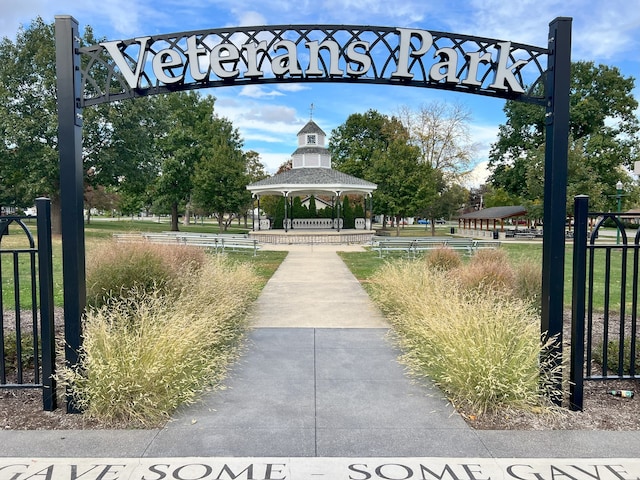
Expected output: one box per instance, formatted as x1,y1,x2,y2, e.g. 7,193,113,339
55,18,571,410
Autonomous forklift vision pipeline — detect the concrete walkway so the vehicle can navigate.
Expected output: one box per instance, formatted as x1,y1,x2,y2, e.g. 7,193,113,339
1,244,640,473
248,246,388,328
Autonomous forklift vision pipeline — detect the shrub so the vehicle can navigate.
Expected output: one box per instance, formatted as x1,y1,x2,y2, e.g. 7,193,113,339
86,241,207,308
2,332,36,370
58,256,260,426
593,339,640,375
423,247,463,272
453,249,516,294
512,262,542,309
370,261,560,414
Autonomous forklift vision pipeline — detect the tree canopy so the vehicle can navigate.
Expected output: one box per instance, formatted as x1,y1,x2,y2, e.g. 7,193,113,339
0,17,263,233
488,61,640,214
330,109,451,233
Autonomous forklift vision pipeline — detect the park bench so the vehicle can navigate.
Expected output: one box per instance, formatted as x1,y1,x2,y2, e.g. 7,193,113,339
175,235,222,251
412,238,449,255
442,238,476,256
220,237,261,256
171,233,259,255
373,238,416,258
141,233,183,244
373,237,480,258
473,240,501,250
112,233,144,242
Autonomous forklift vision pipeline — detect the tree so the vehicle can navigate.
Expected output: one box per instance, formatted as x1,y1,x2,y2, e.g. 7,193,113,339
151,92,219,231
85,95,170,220
369,134,428,235
330,110,432,233
308,195,318,218
84,184,118,223
330,109,392,180
396,101,476,181
342,196,354,229
0,18,173,230
190,116,247,232
489,61,640,211
0,18,62,228
242,150,268,228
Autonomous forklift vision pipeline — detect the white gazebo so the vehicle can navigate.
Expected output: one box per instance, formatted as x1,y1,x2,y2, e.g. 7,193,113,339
247,119,377,242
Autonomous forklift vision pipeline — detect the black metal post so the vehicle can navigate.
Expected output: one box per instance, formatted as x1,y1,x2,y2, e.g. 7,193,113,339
541,17,572,403
36,198,57,411
55,16,86,413
570,195,588,411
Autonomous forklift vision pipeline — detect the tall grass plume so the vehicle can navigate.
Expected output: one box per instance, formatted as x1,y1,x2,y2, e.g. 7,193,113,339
85,241,207,308
371,259,559,415
58,255,260,427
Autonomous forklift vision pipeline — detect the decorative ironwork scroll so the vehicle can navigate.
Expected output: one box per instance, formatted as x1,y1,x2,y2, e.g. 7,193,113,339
80,25,548,107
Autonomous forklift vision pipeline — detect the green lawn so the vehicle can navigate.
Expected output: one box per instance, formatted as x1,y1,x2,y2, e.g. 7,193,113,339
1,218,285,309
339,242,634,313
2,216,634,313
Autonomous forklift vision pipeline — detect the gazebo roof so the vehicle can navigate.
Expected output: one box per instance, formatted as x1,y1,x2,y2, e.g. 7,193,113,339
297,120,325,136
247,167,377,197
459,206,527,220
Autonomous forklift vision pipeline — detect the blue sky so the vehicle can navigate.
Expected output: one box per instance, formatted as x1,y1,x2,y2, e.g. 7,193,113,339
2,0,639,184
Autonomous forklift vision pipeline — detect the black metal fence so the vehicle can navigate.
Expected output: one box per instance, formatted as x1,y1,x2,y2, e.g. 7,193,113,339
0,198,56,410
570,195,640,410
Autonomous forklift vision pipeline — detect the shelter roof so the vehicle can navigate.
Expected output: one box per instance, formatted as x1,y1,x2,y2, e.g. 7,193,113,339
459,206,527,220
247,167,376,196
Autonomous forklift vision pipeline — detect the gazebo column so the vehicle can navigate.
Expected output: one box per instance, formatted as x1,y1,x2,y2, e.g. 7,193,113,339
256,195,261,230
251,195,260,232
283,191,289,232
252,195,256,231
290,196,294,230
365,193,371,230
331,196,335,229
336,191,342,232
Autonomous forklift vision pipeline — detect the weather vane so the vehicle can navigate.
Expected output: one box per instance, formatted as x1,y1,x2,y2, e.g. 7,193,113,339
309,103,314,120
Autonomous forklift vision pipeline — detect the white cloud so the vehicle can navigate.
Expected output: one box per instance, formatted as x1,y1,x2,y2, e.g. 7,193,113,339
445,0,640,62
277,84,311,93
239,85,284,98
464,161,491,189
255,152,292,173
235,11,268,27
0,0,47,39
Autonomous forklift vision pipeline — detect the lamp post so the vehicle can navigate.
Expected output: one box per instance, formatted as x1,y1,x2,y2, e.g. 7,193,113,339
616,180,623,245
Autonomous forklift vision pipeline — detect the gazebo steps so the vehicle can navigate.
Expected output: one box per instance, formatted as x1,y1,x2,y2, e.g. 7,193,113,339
248,229,374,244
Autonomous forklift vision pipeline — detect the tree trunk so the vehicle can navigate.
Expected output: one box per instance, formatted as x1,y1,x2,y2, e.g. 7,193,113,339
50,196,62,235
183,205,191,226
395,215,401,237
170,203,179,231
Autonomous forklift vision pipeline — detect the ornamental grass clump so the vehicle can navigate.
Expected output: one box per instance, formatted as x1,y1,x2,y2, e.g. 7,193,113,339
371,259,559,415
453,248,516,295
58,256,260,427
423,247,463,271
85,241,207,309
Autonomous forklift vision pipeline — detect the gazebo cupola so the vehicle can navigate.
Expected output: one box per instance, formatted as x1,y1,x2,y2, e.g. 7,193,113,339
292,120,331,169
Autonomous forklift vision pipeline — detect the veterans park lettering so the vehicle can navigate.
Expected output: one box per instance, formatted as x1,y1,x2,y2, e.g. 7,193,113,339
100,28,525,92
79,25,548,106
1,458,639,480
